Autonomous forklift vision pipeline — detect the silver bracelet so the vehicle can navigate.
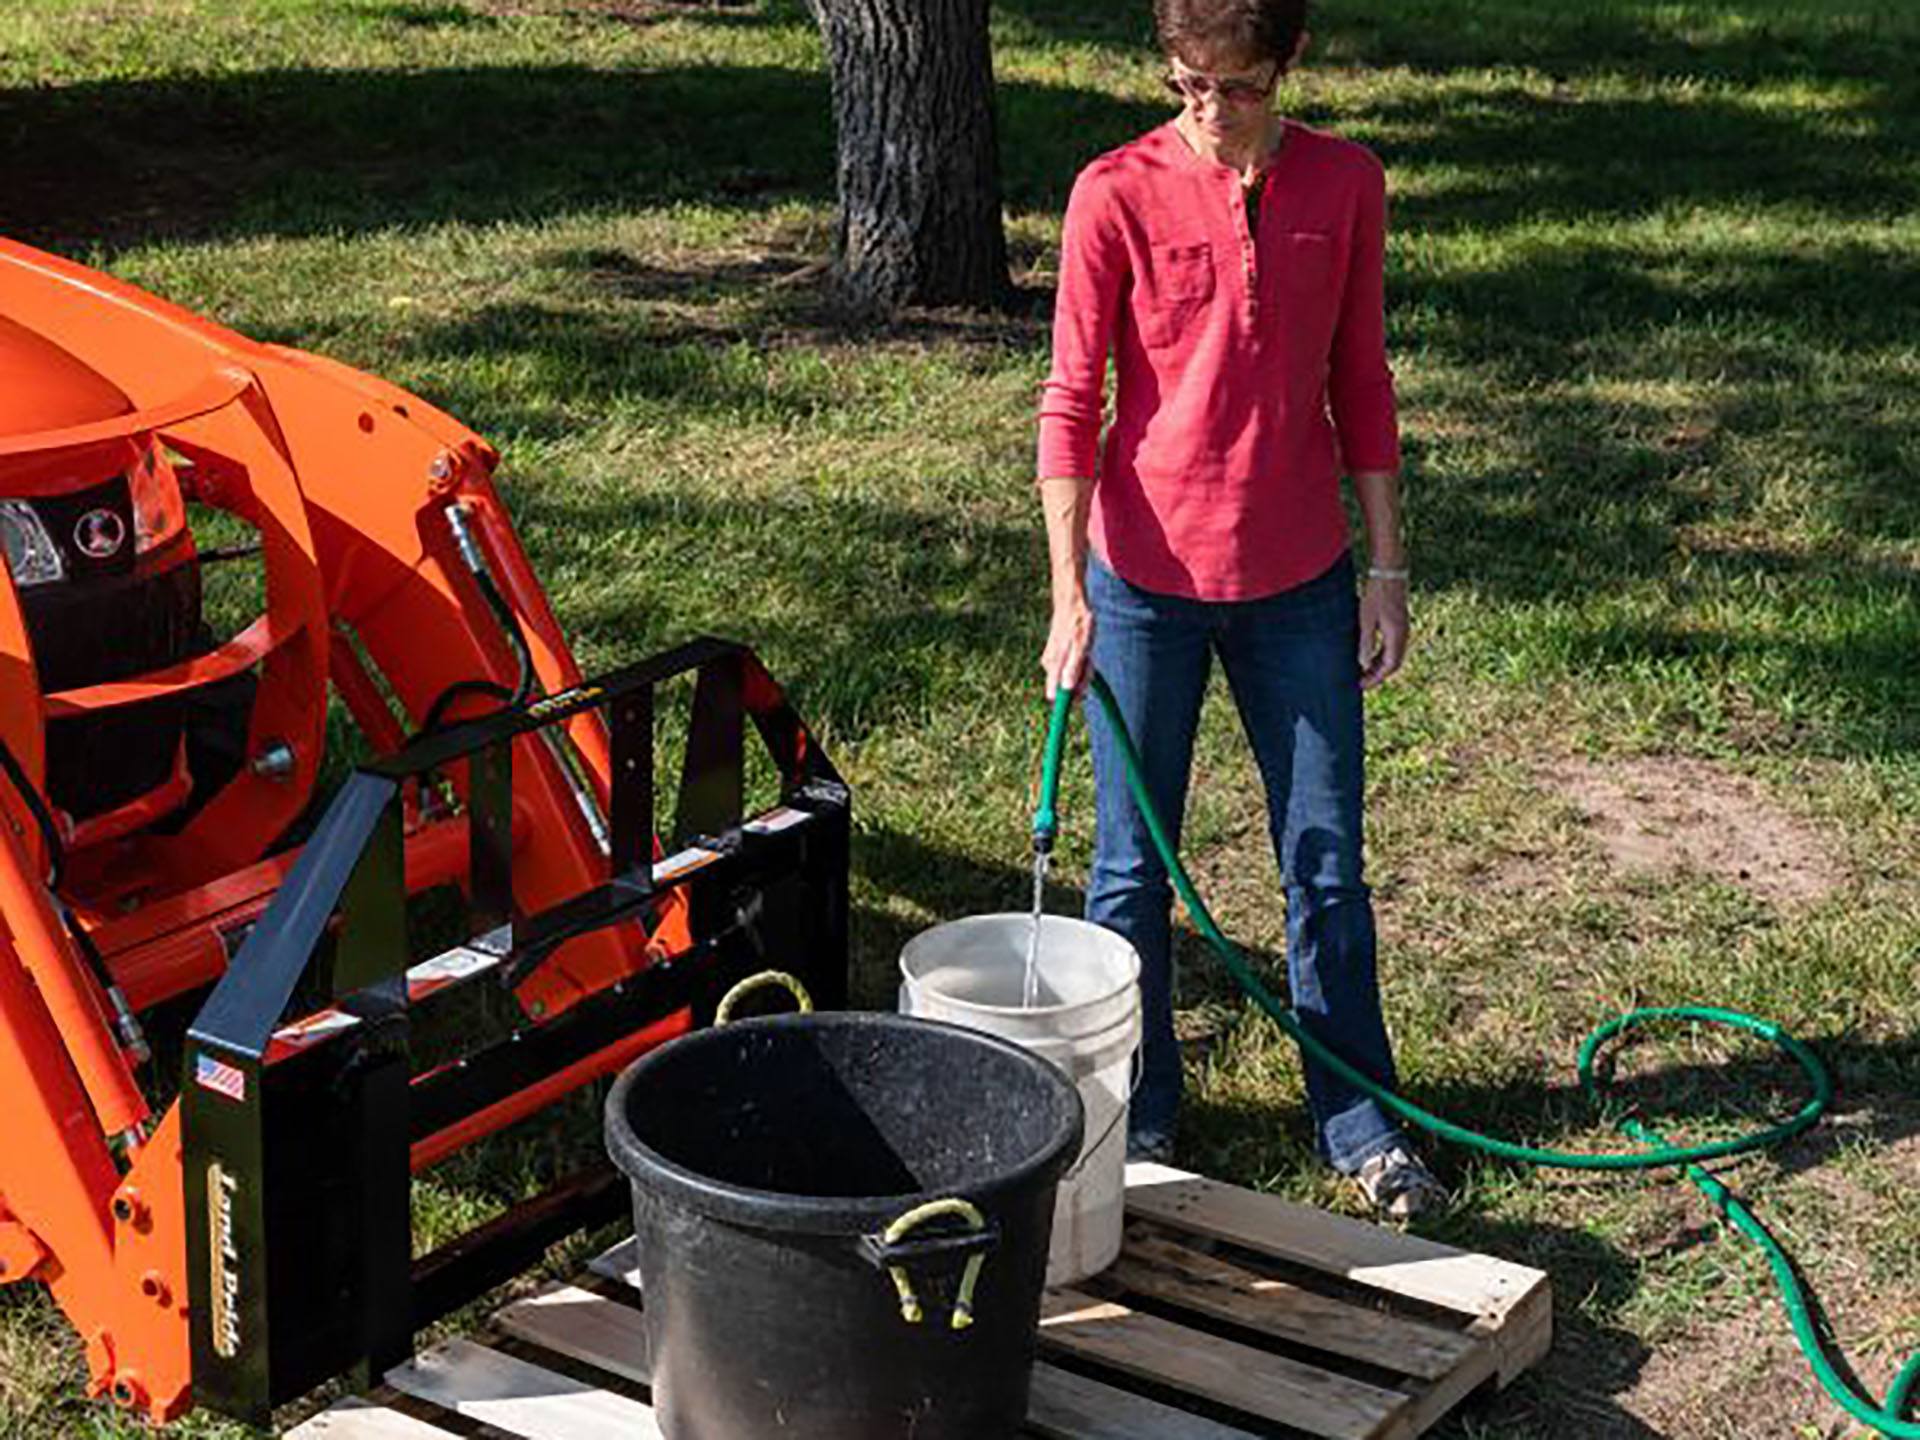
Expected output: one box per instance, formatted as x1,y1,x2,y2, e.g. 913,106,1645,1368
1368,565,1410,582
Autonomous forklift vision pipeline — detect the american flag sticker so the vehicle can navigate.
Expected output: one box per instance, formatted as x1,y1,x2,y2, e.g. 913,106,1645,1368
195,1053,248,1104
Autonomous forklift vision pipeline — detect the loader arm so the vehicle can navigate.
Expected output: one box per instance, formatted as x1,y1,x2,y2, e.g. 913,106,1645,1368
0,236,851,1424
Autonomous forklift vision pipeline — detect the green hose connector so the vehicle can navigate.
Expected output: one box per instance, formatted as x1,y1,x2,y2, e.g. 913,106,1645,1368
1055,672,1920,1437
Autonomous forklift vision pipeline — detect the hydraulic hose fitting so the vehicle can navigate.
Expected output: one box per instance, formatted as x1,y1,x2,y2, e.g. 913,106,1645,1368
106,985,150,1067
445,500,490,579
420,497,537,731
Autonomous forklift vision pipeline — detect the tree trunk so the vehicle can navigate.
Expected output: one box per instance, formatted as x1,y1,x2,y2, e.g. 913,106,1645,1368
809,0,1012,312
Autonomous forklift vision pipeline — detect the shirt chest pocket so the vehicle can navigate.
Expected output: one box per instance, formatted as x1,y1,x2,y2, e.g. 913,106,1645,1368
1262,230,1340,355
1137,240,1216,349
1270,230,1336,295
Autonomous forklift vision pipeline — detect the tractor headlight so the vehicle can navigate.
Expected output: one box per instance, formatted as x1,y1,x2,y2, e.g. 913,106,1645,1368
129,448,187,553
0,500,65,588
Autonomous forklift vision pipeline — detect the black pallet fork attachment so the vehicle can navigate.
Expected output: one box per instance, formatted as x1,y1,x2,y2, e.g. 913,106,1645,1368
180,638,850,1424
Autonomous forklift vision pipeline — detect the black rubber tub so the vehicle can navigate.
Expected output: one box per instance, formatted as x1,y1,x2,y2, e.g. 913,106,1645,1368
605,1011,1084,1440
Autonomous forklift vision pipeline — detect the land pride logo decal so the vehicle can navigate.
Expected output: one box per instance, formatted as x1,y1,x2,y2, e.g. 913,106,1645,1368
207,1162,242,1359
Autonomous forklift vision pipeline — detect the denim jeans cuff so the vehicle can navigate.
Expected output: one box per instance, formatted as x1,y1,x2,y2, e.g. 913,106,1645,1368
1321,1106,1404,1176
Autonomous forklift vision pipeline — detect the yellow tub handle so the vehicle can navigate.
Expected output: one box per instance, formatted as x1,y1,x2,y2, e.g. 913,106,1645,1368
879,1197,991,1331
714,970,814,1025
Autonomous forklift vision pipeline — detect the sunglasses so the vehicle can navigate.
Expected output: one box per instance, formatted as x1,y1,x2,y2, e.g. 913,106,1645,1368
1163,62,1281,106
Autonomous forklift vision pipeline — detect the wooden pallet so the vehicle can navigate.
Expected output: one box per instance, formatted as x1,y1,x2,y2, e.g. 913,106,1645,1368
289,1163,1549,1440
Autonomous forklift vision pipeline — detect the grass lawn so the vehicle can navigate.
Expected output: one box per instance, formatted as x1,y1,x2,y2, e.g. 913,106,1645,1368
3,0,1917,1435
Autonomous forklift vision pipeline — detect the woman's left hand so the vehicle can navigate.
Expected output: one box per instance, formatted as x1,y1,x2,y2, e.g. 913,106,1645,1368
1358,575,1410,690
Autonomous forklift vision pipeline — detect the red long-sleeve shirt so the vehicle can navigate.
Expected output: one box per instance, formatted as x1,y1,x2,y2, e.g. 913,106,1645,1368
1036,119,1401,601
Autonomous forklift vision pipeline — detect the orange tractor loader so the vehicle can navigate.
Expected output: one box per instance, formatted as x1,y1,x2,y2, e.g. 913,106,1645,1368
0,237,850,1425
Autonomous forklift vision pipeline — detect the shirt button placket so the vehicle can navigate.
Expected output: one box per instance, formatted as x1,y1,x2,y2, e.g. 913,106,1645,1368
1231,177,1259,325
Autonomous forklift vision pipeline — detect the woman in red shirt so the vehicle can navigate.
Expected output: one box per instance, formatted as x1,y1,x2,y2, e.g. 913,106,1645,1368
1037,0,1443,1218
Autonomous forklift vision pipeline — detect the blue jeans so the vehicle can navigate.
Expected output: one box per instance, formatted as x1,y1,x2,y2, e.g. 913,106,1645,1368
1084,551,1404,1173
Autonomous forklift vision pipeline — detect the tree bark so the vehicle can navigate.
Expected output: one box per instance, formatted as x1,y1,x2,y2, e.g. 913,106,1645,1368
809,0,1012,312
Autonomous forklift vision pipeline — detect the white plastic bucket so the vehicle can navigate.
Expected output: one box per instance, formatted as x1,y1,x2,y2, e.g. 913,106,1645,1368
899,913,1141,1288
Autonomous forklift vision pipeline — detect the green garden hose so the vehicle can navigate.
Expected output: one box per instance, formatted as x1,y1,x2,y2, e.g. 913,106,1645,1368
1032,671,1920,1436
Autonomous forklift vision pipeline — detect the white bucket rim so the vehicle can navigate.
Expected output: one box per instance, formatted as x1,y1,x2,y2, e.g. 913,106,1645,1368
898,913,1141,1020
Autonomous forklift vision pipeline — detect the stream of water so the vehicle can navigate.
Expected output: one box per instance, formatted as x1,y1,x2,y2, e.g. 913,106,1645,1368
1022,846,1051,1008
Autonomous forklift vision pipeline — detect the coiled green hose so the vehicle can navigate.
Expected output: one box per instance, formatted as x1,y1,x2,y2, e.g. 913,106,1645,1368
1032,676,1920,1436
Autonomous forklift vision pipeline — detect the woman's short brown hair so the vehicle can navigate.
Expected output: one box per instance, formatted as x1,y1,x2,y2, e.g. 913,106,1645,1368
1153,0,1311,69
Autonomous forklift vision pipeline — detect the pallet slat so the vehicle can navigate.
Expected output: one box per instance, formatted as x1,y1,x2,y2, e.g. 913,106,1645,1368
1110,1232,1506,1436
1041,1288,1415,1440
589,1236,640,1289
1026,1362,1261,1440
1124,1162,1528,1313
285,1399,459,1439
1112,1230,1485,1382
496,1284,653,1385
387,1337,663,1440
1124,1162,1552,1382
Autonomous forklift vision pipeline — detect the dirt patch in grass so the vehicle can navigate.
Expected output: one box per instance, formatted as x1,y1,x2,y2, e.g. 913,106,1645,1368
468,0,753,23
1537,1128,1920,1437
1544,755,1844,908
1620,1306,1833,1437
1615,1214,1917,1437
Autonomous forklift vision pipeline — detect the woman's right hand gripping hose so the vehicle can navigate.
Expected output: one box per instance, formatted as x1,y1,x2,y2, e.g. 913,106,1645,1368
1042,590,1094,699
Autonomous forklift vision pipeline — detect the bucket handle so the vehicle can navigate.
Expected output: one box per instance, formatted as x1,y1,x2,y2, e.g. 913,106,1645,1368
714,970,815,1025
1061,1042,1145,1183
861,1198,998,1331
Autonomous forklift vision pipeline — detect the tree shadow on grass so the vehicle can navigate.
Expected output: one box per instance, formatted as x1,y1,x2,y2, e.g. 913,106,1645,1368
1379,1029,1920,1207
472,473,1047,737
990,0,1156,56
850,825,1030,1004
999,0,1920,91
1367,85,1920,235
514,244,1056,354
2,64,838,251
0,60,1164,253
1322,0,1919,88
1420,1216,1663,1438
460,0,779,27
1384,232,1920,755
405,188,1917,590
